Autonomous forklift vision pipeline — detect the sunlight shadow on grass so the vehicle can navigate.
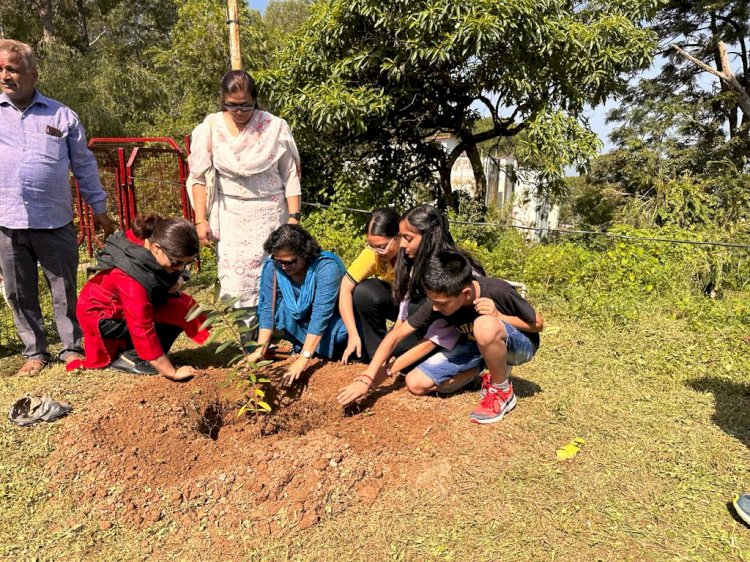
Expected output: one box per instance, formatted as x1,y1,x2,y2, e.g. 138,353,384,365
686,376,750,448
511,375,543,398
0,343,22,360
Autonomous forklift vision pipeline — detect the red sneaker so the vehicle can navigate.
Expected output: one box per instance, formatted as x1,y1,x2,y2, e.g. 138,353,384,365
478,366,513,398
470,382,516,424
478,369,492,398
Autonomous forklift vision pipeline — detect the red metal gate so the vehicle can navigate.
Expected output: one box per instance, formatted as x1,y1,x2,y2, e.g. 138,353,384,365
75,137,193,256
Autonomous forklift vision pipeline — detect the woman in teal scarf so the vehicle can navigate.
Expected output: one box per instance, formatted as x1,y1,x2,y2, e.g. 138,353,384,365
249,224,347,385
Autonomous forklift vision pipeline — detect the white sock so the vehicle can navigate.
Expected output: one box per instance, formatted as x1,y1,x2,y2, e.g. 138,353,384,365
492,379,511,392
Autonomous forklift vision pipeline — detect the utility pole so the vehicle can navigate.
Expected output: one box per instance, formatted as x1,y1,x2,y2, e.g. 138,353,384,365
227,0,242,70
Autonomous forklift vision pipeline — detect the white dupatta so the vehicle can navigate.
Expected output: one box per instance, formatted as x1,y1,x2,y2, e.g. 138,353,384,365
186,111,301,237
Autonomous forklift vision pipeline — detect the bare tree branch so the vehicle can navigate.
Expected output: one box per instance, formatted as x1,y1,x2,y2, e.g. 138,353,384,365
475,95,497,122
89,28,107,47
671,42,750,119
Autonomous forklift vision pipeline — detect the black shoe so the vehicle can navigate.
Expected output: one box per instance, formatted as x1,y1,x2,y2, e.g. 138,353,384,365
109,355,159,375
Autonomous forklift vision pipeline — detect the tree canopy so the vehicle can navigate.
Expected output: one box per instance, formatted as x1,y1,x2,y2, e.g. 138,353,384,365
262,0,659,209
2,0,670,214
570,0,750,233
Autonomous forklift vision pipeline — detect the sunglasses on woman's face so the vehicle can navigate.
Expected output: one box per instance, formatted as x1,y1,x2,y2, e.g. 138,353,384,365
272,256,300,268
223,102,256,113
157,245,195,269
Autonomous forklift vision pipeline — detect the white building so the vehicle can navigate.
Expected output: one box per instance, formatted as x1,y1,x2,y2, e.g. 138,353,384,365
435,134,559,241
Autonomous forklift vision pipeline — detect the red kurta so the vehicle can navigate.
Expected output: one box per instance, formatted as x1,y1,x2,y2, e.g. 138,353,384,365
67,231,209,371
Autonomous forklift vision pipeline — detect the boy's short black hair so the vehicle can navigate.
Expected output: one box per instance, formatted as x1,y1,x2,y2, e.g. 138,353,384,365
422,250,473,297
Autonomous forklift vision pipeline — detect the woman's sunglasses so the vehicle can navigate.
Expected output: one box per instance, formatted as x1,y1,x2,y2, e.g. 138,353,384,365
157,245,195,269
272,256,300,267
223,102,256,113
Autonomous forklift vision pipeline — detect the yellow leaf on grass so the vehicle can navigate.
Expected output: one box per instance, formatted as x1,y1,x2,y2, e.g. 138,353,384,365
556,437,586,461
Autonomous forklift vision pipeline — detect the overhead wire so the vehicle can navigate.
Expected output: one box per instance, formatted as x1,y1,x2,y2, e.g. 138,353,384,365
301,201,750,250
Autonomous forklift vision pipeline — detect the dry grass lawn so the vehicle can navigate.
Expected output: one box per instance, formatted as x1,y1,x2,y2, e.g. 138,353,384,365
1,309,750,561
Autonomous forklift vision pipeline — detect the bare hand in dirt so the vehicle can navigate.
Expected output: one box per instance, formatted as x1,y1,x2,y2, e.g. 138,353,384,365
474,297,499,317
282,356,308,386
340,334,362,364
93,213,116,239
247,348,266,364
196,222,216,246
337,379,369,406
163,365,197,382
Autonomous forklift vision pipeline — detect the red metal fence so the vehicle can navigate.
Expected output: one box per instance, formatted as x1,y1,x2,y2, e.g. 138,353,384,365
75,136,193,255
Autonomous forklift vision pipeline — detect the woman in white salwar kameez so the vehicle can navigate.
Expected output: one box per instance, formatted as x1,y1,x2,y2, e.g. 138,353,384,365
187,70,302,338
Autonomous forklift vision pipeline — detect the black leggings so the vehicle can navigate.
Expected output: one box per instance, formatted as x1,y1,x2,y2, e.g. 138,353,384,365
98,319,183,361
352,278,426,363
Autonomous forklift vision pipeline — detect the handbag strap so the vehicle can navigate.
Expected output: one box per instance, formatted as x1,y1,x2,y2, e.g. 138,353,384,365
270,268,277,333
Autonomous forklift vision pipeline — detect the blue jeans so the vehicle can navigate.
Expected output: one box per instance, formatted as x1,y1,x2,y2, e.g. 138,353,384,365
417,320,537,385
503,321,537,366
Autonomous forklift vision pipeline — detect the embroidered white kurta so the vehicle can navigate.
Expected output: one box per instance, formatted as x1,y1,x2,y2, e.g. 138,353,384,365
188,110,301,307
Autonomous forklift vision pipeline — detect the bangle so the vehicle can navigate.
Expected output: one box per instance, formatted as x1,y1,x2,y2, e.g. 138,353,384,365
353,379,370,387
195,220,206,226
358,373,374,383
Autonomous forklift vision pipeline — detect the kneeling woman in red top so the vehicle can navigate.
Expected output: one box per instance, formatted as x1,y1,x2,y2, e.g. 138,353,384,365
67,214,209,381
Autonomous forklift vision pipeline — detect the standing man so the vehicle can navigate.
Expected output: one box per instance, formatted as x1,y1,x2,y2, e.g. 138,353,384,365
0,39,115,375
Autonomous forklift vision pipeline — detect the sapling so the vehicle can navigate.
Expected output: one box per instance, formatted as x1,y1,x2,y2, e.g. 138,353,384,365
187,281,272,415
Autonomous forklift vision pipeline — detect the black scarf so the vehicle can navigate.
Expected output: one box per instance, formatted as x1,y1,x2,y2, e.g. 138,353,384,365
89,231,180,306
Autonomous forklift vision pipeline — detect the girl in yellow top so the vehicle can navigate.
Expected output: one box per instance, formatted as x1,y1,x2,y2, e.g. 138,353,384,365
339,208,419,363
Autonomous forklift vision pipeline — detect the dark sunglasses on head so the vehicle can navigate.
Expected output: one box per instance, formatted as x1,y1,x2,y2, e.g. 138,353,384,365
223,102,256,113
272,256,300,267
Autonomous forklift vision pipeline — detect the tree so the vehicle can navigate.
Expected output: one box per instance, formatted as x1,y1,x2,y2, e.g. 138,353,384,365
595,1,750,234
264,0,311,52
1,0,179,136
612,1,750,165
262,0,659,210
149,0,270,138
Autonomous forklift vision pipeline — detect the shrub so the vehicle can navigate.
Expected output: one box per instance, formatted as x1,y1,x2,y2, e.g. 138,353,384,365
515,225,734,327
459,229,527,281
303,207,364,265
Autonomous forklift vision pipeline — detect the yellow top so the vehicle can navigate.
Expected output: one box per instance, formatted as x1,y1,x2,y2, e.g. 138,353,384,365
346,247,396,284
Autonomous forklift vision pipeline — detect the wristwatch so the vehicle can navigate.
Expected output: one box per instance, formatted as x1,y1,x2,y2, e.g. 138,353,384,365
301,350,312,359
289,212,302,220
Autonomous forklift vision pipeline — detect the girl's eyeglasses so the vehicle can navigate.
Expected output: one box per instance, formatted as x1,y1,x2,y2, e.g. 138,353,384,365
367,236,396,255
272,256,300,267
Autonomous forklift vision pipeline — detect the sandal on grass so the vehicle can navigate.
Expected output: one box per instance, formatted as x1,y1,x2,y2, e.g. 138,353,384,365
15,358,49,377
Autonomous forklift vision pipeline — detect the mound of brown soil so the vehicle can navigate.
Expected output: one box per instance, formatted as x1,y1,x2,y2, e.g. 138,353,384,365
48,358,464,539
